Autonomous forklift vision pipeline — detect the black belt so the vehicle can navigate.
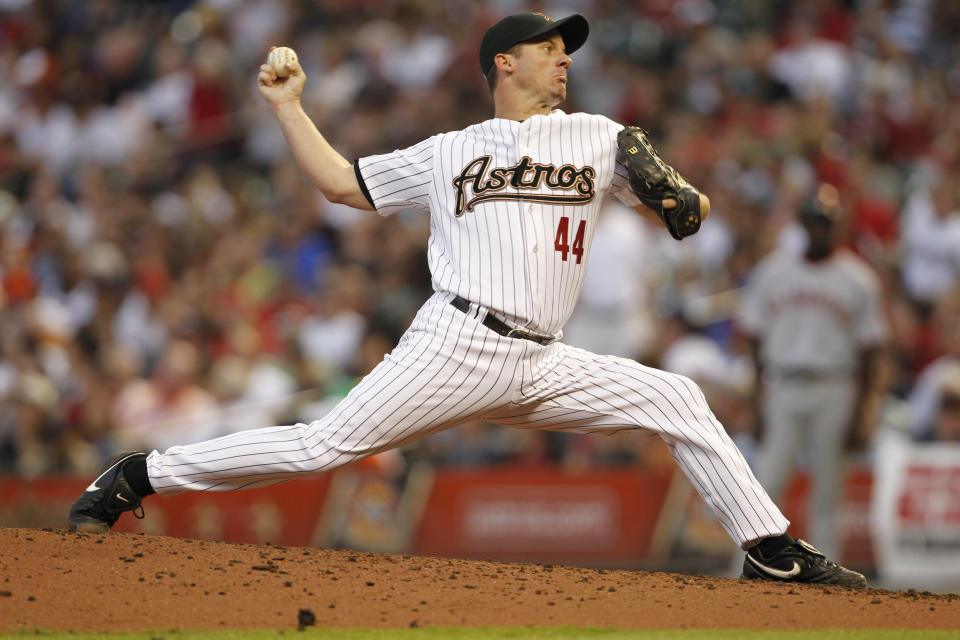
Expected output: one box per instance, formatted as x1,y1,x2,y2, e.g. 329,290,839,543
772,368,852,381
449,296,554,345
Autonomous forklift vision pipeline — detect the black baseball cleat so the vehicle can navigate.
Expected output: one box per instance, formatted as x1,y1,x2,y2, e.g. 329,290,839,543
68,451,148,532
742,538,867,588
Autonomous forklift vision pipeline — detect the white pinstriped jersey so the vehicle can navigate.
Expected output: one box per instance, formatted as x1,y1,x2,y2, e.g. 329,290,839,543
355,109,640,336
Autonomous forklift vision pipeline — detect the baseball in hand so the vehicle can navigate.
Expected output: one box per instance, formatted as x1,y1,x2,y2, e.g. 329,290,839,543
267,46,298,78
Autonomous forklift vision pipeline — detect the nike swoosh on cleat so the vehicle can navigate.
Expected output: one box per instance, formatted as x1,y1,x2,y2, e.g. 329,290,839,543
116,493,130,503
746,554,801,579
84,453,141,492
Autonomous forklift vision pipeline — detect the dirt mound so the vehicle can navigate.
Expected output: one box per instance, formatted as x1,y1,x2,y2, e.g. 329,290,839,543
0,527,956,632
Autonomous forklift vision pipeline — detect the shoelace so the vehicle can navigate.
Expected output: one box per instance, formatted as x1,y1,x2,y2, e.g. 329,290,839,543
108,494,145,519
793,543,840,570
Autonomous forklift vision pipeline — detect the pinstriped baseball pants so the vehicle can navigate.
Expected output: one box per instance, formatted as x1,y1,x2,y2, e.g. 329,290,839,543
147,292,789,548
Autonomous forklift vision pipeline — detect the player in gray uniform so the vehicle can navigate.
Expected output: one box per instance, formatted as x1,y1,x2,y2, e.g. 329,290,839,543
738,184,886,562
69,13,865,587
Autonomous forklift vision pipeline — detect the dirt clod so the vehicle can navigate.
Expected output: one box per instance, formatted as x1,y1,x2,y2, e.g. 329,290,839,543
297,608,315,631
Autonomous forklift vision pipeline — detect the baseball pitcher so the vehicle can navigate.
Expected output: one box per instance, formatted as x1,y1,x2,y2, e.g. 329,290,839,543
70,13,866,587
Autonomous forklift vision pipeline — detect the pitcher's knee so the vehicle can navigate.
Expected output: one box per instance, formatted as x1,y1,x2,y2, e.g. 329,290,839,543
659,370,709,404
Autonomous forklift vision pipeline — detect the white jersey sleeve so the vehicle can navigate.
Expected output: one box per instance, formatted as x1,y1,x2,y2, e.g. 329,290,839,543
612,162,641,208
354,136,437,216
597,116,641,208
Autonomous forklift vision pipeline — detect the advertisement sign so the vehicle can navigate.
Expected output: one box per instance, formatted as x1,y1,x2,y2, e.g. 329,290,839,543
412,467,673,565
872,432,960,590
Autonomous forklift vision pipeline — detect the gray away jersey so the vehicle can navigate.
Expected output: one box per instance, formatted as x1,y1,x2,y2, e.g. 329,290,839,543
738,248,886,372
354,109,640,337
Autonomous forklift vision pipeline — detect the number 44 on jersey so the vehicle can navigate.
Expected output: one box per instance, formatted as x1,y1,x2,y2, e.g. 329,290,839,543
555,216,585,264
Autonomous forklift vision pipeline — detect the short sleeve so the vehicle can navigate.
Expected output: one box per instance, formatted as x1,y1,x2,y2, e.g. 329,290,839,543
595,116,641,208
854,269,887,347
355,136,436,216
611,162,641,208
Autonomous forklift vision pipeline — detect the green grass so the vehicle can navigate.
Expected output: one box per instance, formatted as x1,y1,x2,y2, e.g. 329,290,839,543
1,629,957,639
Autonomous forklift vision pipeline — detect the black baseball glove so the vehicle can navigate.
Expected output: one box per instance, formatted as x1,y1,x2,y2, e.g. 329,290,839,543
617,126,702,241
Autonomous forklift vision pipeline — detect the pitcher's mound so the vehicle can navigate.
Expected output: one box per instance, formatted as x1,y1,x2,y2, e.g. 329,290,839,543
0,528,956,632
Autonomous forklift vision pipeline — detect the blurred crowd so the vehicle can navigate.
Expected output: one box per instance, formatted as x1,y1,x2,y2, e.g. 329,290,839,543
1,0,959,477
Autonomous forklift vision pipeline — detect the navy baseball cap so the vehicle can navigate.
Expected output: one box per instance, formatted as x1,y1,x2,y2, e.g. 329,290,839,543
479,13,589,78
